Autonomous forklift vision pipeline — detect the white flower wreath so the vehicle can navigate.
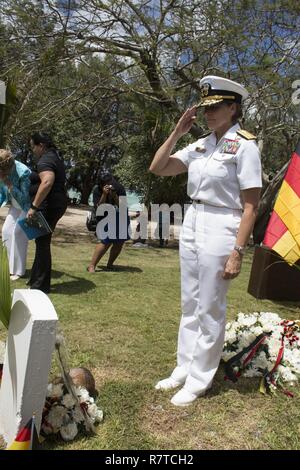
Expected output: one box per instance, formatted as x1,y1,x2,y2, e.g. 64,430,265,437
222,312,300,396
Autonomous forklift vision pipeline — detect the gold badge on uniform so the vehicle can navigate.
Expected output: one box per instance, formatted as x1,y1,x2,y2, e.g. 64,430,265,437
220,139,241,154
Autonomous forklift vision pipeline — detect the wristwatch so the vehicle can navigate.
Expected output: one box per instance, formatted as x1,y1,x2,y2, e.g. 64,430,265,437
234,245,246,256
31,203,38,210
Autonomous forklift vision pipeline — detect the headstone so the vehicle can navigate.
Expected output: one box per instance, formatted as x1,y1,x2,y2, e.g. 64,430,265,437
0,289,58,447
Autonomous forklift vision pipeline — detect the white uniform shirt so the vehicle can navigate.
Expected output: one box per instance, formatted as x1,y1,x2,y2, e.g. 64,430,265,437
174,123,262,210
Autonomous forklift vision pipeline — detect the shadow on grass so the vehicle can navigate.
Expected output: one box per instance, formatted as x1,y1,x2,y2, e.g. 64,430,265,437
39,428,96,450
50,277,96,295
51,269,65,279
19,269,96,295
94,265,142,273
210,364,262,397
50,270,96,294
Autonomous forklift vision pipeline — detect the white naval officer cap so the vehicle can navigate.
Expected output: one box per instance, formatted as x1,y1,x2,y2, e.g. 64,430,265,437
198,75,249,107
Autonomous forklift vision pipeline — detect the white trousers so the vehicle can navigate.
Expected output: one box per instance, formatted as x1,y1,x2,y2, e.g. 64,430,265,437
171,202,241,394
2,206,29,276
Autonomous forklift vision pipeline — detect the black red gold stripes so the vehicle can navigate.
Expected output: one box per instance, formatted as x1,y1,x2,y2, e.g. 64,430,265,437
263,141,300,264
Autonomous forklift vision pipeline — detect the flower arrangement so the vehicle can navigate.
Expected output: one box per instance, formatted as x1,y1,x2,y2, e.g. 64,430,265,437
41,380,103,441
222,312,300,396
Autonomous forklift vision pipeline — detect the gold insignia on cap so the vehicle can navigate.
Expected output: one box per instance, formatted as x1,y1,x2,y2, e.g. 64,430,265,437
237,129,256,140
200,83,210,97
198,95,236,107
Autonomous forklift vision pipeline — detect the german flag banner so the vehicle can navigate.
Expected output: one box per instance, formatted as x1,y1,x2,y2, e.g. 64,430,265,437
6,417,33,450
263,140,300,264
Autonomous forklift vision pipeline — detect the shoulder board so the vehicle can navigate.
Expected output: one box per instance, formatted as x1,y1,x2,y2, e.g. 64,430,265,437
200,131,212,138
237,129,256,140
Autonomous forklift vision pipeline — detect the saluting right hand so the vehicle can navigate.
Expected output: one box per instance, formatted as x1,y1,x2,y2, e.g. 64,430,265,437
174,106,197,137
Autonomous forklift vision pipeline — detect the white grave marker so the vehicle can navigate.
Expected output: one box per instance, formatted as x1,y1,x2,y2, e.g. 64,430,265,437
0,289,58,446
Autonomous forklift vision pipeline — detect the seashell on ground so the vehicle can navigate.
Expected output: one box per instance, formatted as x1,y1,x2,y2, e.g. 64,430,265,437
69,367,96,396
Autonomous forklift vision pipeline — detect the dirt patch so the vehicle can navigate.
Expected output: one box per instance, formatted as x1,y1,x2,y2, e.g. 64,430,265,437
55,206,90,235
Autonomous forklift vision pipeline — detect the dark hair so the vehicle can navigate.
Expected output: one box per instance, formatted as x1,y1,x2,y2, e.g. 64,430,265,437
97,170,112,186
30,132,57,149
224,101,243,124
98,178,112,189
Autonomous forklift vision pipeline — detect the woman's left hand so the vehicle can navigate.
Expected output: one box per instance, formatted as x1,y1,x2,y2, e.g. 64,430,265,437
222,250,242,280
27,208,36,219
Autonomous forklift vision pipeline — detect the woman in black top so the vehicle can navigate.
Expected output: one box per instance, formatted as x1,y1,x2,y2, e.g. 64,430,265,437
27,132,67,293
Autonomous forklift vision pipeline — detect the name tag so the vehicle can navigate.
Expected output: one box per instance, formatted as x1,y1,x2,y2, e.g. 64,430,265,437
220,139,240,155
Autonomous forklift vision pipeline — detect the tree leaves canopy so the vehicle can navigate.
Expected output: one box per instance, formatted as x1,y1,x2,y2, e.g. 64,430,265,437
0,0,299,203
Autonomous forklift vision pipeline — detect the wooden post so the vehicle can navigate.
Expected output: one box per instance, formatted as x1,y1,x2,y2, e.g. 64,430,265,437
248,245,300,301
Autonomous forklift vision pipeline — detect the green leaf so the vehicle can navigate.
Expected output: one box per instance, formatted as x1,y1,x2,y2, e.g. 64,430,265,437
0,243,12,329
259,377,267,395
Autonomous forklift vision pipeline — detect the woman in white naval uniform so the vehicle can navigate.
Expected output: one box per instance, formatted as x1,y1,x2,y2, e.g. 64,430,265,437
149,76,262,406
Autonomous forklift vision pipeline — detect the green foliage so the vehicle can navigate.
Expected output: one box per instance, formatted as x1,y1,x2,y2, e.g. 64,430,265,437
0,243,12,330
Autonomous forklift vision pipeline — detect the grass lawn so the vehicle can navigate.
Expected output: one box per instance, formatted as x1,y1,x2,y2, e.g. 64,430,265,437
1,231,300,450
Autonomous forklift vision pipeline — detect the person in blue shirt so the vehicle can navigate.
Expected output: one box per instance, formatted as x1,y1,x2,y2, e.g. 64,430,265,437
0,149,31,280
